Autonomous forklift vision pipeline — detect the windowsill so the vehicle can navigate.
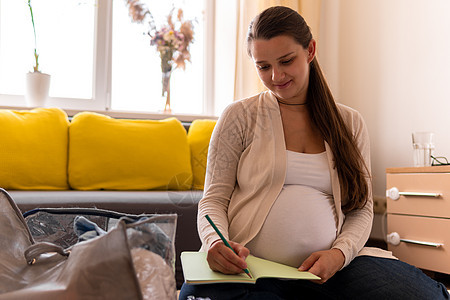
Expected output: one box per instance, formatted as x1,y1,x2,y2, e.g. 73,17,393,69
0,105,218,122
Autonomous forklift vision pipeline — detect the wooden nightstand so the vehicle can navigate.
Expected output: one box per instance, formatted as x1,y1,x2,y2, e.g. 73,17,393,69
386,166,450,274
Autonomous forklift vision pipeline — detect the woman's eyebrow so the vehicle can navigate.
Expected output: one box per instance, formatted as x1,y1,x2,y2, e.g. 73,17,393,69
277,52,295,60
255,52,295,64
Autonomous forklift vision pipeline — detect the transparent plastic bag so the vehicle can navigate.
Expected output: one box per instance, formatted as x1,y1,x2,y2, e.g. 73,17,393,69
24,208,178,299
126,215,177,299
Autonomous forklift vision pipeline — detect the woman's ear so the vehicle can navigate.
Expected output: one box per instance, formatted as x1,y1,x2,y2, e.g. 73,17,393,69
307,39,316,63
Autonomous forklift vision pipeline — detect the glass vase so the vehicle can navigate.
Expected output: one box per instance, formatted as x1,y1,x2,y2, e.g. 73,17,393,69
161,71,172,113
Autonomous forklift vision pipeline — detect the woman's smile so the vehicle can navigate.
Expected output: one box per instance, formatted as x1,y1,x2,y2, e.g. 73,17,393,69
274,80,292,89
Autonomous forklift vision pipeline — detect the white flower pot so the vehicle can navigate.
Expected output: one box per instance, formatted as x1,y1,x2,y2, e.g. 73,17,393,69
25,72,51,107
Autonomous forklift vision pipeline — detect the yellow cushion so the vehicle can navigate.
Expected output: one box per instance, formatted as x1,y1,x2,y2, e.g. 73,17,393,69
68,112,192,190
0,108,69,190
187,119,216,190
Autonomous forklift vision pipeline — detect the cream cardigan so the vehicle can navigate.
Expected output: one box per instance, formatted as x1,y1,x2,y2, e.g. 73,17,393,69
197,91,394,268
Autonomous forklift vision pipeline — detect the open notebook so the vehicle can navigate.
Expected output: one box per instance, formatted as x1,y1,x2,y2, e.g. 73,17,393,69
181,251,320,284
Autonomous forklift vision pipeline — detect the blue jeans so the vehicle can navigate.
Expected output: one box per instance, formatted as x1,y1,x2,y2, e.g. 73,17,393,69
179,256,450,300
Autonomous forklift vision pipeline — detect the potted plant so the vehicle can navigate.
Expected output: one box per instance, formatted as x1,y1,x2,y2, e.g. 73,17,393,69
25,0,50,107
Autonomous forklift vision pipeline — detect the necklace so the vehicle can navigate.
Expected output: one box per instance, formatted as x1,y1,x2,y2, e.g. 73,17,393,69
277,99,307,106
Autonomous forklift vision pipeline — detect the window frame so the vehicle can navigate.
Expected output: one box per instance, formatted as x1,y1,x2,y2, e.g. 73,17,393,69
0,0,216,118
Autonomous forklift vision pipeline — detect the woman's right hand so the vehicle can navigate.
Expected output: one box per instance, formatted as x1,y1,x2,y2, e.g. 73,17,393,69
206,240,250,274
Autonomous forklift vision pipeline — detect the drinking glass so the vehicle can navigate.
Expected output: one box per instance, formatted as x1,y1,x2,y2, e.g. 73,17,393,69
412,132,435,167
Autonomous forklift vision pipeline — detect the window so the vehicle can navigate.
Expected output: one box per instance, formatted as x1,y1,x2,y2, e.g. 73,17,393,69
0,0,211,116
112,0,204,114
0,0,95,99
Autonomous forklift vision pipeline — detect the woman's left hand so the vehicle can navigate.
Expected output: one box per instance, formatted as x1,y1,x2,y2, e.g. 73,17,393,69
298,248,345,284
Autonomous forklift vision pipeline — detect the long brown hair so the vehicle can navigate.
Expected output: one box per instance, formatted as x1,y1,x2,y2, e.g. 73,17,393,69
247,6,370,212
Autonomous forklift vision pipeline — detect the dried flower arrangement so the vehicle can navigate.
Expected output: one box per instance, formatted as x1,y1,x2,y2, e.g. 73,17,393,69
125,1,195,112
125,0,195,74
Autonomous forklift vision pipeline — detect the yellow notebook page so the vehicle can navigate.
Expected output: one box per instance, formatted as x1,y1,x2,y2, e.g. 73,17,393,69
181,251,320,284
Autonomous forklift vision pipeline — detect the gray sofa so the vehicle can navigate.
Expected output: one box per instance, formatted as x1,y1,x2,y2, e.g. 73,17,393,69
9,189,203,289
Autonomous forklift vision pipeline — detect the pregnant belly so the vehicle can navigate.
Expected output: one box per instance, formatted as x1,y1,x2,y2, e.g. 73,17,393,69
246,185,337,267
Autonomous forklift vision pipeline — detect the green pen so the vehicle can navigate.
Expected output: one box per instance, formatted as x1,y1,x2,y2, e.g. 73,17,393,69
205,214,252,278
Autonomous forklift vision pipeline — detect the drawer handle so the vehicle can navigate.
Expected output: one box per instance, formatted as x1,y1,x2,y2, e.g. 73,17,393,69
387,232,444,248
386,187,442,201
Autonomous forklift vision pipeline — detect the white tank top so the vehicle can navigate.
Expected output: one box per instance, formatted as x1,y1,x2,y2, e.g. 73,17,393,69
246,150,337,268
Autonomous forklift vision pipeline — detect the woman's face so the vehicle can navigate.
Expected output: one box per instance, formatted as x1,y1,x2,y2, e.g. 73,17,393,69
250,35,315,103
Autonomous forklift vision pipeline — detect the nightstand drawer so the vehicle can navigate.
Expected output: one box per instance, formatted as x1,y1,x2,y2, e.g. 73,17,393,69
387,214,450,274
386,173,450,218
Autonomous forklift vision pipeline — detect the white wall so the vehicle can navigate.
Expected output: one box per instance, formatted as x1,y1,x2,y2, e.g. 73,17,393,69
319,0,450,198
